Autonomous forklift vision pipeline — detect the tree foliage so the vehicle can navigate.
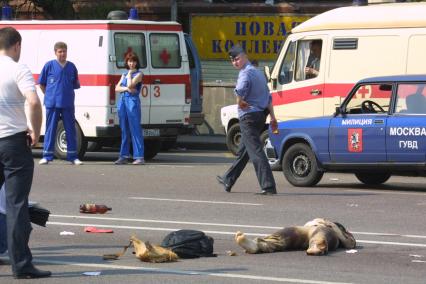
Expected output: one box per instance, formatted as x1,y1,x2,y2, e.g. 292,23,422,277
14,0,75,19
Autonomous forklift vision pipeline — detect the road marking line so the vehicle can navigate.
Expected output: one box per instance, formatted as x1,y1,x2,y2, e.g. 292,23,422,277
47,221,426,248
347,189,426,196
51,214,280,229
129,197,262,206
50,215,426,239
31,259,351,284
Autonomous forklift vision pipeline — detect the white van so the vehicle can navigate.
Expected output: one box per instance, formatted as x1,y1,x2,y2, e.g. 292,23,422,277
0,18,202,159
222,2,426,155
266,2,426,122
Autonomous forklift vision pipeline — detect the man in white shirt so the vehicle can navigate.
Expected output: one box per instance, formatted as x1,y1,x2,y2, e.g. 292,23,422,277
0,26,50,279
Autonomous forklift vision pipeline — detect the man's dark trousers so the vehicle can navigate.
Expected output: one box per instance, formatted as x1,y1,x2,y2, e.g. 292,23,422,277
0,132,34,274
223,111,276,192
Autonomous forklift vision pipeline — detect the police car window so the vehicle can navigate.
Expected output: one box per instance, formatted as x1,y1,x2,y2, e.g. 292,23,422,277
278,41,295,85
114,33,147,69
295,39,322,82
150,34,181,68
345,84,392,114
395,84,426,114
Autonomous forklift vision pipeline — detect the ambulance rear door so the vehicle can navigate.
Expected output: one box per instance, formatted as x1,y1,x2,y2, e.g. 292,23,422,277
146,30,190,129
112,30,151,125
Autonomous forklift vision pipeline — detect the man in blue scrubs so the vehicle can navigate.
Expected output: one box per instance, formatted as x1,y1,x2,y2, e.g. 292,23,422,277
38,42,82,165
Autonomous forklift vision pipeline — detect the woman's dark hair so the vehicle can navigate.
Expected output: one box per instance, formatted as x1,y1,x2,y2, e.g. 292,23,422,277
124,52,140,70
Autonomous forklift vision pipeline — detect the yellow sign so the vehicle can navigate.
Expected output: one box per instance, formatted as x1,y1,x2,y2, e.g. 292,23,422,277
191,15,311,61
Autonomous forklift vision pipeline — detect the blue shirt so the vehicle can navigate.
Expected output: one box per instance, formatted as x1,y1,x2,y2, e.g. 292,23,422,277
120,70,142,97
234,63,271,118
38,60,80,108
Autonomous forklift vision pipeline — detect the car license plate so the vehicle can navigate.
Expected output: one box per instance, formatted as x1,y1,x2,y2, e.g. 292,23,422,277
143,129,160,137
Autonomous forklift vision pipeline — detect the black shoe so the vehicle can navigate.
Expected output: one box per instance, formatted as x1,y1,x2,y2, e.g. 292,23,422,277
14,267,52,279
216,175,232,192
255,190,277,195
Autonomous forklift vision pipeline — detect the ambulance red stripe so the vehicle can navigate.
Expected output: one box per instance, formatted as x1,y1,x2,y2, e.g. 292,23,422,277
32,74,190,86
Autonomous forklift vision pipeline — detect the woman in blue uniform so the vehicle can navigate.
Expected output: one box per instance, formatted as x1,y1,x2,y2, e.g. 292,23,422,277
114,52,145,165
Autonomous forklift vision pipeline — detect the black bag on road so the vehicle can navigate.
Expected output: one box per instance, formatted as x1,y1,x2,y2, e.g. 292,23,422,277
161,229,216,259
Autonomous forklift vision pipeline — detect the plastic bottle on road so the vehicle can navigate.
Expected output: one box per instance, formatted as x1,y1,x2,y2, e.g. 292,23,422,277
79,204,112,214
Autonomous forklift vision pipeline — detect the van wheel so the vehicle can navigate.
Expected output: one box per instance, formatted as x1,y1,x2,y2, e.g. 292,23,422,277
54,121,87,160
144,140,162,160
226,123,241,156
282,143,323,187
355,172,391,185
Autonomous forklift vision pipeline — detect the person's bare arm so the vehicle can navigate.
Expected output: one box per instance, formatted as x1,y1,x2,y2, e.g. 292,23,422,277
127,72,142,89
236,96,249,109
39,84,46,94
115,75,129,93
25,90,42,146
268,102,278,133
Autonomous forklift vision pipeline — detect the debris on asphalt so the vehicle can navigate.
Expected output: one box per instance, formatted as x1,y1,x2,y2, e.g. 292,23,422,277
346,249,358,254
83,271,101,276
60,231,75,236
84,226,113,233
226,250,237,256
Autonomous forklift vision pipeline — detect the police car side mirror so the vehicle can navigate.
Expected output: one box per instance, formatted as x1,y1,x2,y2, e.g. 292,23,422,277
334,106,341,117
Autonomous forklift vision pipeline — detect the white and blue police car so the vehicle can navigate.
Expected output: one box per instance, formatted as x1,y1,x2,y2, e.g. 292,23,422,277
266,75,426,187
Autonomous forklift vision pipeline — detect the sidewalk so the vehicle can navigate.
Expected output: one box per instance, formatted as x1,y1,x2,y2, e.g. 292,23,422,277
175,135,227,151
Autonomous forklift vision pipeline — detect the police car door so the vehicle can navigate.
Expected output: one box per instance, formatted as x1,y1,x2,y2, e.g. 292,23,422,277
329,83,392,163
388,83,426,162
112,32,150,125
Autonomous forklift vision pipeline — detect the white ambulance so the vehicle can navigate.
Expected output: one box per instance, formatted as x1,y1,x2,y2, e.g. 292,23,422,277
223,2,426,156
0,18,201,160
266,2,426,122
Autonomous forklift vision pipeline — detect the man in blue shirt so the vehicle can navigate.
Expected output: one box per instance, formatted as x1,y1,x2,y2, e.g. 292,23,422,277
38,42,82,165
217,46,278,195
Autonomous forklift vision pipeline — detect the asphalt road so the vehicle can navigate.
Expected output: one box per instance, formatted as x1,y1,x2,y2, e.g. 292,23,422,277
1,149,426,284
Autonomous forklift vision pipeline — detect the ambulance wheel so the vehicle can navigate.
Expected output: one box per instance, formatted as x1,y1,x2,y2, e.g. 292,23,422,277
355,172,391,185
144,140,162,160
226,123,241,156
54,121,88,160
161,138,177,151
282,143,323,187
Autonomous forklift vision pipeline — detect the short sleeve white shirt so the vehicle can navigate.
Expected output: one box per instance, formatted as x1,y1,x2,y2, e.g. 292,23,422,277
0,55,36,138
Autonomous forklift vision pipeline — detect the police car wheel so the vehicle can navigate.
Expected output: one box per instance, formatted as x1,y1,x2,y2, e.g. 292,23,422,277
282,143,323,187
226,123,241,156
54,121,88,160
355,172,391,185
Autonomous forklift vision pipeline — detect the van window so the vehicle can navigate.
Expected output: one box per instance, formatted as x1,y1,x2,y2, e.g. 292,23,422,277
345,84,391,114
278,41,296,85
295,39,322,81
150,33,181,68
114,33,147,68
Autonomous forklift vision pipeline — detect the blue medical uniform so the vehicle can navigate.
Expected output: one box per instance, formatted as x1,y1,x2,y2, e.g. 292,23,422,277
117,71,144,159
38,60,80,161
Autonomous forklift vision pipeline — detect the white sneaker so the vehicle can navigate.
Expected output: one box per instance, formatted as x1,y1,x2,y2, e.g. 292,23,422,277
38,158,49,165
72,159,83,165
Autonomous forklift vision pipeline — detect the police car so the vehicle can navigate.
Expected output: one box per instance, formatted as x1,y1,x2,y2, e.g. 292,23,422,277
267,75,426,187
